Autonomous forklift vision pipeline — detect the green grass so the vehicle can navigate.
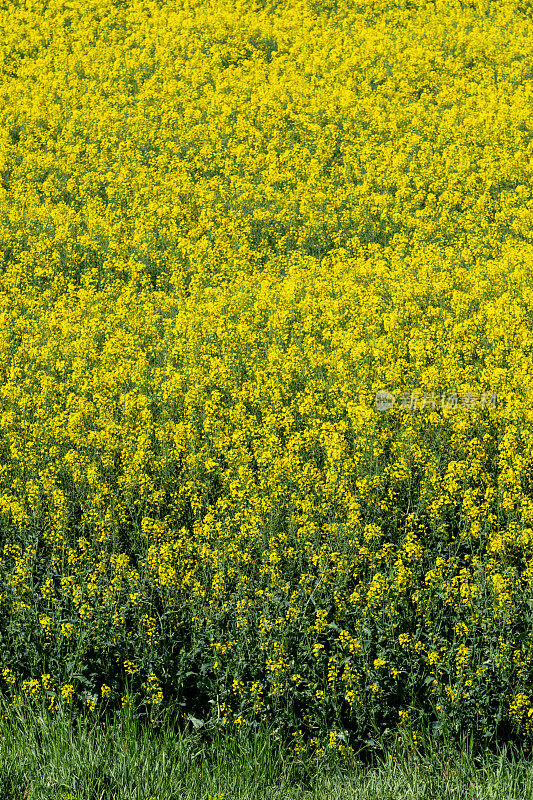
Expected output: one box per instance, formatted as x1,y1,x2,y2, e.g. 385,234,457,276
1,696,533,799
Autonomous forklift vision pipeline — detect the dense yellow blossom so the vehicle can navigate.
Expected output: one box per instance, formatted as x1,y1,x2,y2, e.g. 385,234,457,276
0,0,532,763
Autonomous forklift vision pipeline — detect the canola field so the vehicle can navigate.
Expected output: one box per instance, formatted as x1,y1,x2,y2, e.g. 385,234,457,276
1,0,533,763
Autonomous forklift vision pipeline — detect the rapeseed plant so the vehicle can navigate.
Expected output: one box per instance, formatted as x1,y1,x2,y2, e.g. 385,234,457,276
0,0,532,767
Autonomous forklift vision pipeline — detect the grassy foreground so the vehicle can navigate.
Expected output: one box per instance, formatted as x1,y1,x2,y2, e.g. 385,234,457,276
0,699,532,799
0,692,533,800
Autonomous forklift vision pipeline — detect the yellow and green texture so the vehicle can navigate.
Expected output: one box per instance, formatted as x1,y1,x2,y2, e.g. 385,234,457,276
1,0,533,762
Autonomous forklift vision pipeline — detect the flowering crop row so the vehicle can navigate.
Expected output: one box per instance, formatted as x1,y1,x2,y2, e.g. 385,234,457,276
0,0,533,762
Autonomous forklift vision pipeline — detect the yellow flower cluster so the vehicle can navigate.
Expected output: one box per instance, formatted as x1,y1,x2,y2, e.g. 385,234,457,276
0,0,532,759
